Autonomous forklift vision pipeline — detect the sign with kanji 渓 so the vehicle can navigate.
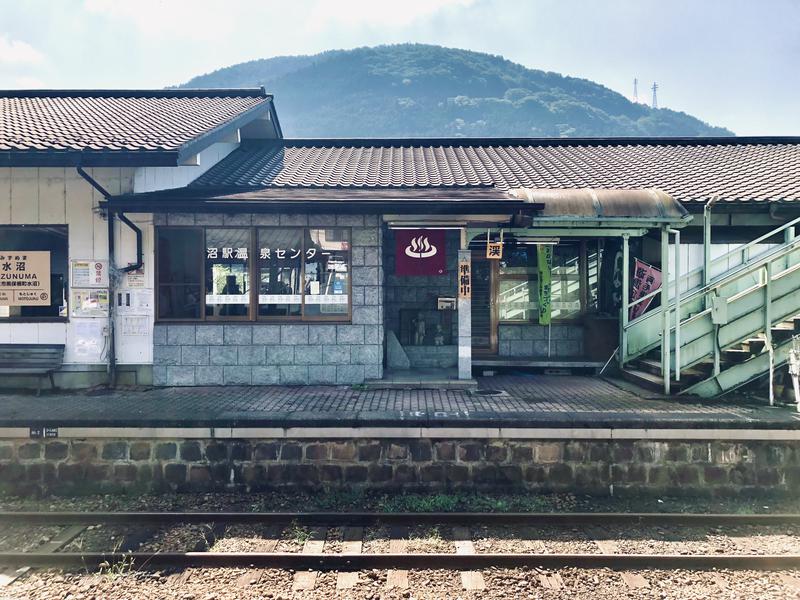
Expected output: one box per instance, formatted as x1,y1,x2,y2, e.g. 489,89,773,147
0,251,51,306
458,258,472,299
537,245,553,325
486,241,503,260
629,259,662,320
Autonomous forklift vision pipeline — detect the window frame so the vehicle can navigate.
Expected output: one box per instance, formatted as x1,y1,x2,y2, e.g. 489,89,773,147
155,225,353,324
497,240,592,325
0,224,70,323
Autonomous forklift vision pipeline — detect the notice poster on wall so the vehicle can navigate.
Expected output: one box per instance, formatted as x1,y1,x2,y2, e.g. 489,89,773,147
115,289,153,315
72,319,105,361
71,260,108,288
125,265,146,288
0,251,51,306
120,315,149,336
70,289,109,317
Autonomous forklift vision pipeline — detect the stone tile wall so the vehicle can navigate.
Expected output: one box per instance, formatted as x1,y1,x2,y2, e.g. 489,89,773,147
152,213,383,386
4,438,797,496
498,324,584,357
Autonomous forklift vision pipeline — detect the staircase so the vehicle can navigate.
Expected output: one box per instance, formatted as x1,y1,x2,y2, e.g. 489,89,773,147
621,218,800,398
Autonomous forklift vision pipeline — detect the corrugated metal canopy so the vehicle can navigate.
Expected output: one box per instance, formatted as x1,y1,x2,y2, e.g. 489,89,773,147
509,188,689,223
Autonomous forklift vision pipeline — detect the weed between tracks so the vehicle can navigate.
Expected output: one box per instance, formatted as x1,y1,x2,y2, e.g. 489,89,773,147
2,489,800,515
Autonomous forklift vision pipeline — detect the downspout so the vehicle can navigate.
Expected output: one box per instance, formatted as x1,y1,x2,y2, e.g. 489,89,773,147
76,167,144,387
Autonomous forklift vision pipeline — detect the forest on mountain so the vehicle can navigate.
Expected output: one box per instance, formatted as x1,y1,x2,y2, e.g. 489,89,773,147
180,44,732,138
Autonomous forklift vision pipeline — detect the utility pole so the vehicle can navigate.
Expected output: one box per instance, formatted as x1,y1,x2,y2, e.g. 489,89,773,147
651,81,659,109
633,78,639,103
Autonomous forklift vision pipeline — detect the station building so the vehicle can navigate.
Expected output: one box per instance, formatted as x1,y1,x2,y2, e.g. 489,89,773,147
2,89,800,398
4,89,800,496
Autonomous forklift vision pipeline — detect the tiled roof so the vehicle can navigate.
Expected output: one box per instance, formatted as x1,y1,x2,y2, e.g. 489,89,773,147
190,138,800,204
0,89,274,165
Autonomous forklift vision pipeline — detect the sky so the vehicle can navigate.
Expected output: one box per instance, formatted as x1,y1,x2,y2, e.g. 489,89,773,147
1,0,798,136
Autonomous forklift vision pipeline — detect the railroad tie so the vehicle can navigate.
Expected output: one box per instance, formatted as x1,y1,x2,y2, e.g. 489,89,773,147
452,526,486,591
291,526,327,591
386,526,409,590
336,526,363,590
235,526,280,588
779,573,800,592
588,529,649,589
0,524,87,588
538,573,564,590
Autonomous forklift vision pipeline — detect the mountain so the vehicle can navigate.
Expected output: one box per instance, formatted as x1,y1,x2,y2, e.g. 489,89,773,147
180,44,733,138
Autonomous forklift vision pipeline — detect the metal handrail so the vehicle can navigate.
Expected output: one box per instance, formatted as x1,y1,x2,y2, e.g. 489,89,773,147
626,234,800,312
627,216,800,311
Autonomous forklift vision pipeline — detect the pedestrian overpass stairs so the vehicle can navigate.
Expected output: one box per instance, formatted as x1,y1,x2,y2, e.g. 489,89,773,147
621,217,800,398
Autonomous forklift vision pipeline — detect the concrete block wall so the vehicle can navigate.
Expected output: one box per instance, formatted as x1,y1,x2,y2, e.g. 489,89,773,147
3,437,798,496
152,213,383,386
498,324,584,357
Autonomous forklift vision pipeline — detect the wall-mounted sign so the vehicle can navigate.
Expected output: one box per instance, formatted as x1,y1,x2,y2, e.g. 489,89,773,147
437,297,457,310
125,264,146,288
395,229,446,276
70,289,109,317
115,288,153,315
206,247,319,260
458,259,471,299
0,251,51,306
72,259,108,288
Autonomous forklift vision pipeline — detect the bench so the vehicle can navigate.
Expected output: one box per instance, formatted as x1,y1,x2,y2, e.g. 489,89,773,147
0,344,65,395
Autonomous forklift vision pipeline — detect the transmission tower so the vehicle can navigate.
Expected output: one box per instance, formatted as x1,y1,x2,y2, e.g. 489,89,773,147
651,81,658,109
633,78,639,103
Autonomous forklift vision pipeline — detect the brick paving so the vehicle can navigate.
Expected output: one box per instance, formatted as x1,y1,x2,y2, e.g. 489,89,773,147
0,375,797,429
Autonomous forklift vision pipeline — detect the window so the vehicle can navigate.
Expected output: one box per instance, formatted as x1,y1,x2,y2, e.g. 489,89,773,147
0,226,68,321
205,229,251,319
156,226,351,322
303,228,350,317
157,228,202,320
497,241,599,323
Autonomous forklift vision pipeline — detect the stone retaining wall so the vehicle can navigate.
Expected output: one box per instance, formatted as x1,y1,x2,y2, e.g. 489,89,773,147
1,438,797,496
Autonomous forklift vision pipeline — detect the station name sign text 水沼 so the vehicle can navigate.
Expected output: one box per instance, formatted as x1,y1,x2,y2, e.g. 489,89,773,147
0,251,51,306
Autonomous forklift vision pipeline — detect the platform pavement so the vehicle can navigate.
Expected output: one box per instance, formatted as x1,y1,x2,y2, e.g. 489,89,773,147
0,375,798,431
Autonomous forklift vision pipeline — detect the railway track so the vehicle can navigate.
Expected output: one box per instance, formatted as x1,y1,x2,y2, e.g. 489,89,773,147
1,511,799,573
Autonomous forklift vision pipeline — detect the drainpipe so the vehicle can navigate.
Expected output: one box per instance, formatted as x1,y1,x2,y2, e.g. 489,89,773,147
76,167,117,386
75,167,144,387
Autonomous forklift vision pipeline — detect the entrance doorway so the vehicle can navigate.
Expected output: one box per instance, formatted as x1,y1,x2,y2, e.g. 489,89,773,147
470,256,497,354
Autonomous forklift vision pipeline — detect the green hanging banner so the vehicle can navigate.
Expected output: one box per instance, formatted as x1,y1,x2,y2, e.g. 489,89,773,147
537,244,553,325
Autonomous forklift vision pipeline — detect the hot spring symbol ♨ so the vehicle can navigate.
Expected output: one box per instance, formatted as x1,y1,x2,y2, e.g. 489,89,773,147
404,235,438,259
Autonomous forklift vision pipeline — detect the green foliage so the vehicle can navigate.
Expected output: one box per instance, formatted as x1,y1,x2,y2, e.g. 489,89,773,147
287,519,311,544
376,491,559,513
179,43,733,138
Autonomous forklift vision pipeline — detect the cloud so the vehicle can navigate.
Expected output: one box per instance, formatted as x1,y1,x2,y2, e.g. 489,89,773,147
12,75,46,88
83,0,237,41
0,34,45,66
306,0,477,30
